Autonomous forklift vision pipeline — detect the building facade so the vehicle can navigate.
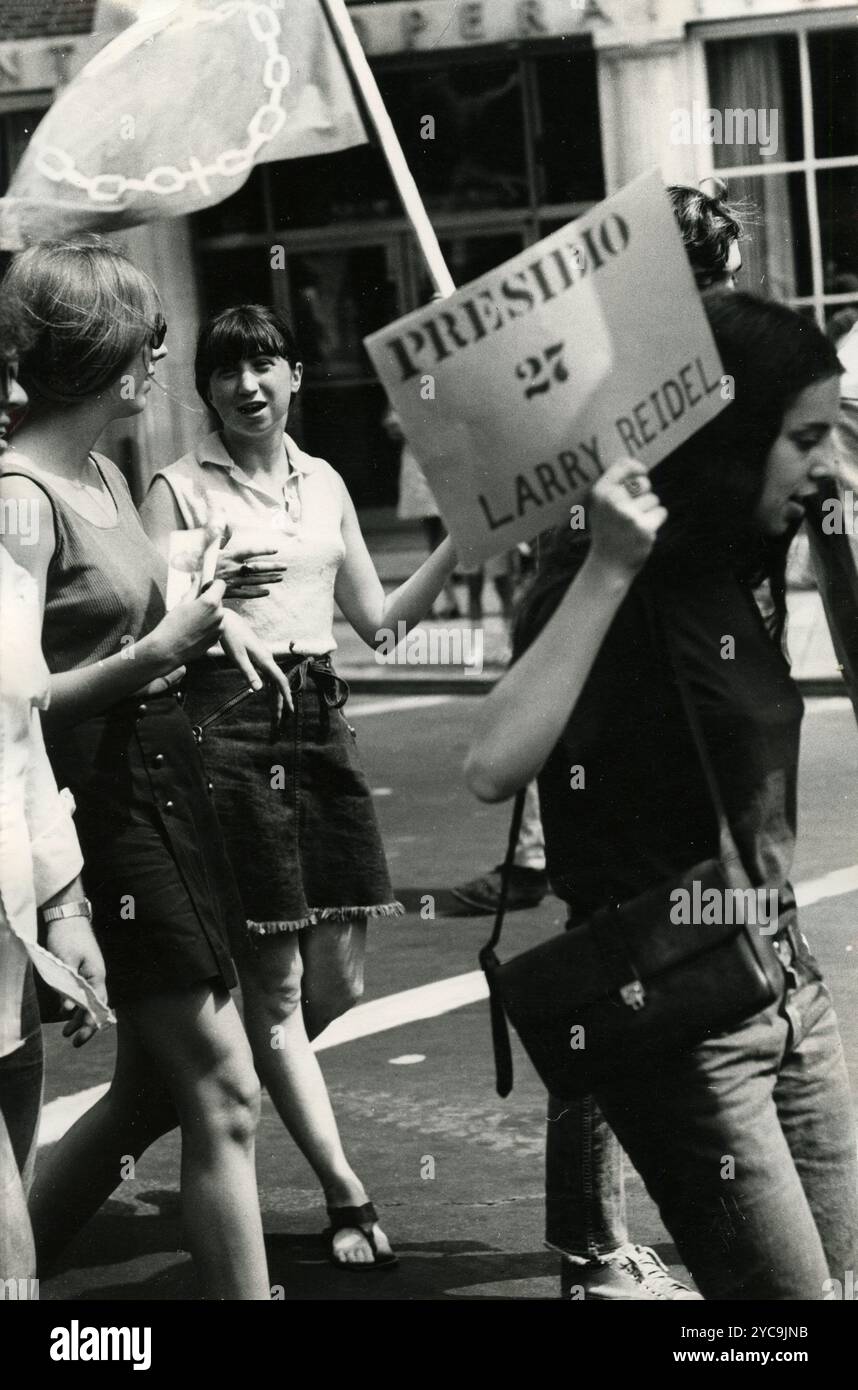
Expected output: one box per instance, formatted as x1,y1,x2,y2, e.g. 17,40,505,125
1,0,857,507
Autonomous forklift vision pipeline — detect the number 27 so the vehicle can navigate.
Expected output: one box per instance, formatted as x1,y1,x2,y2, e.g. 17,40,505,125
515,341,569,400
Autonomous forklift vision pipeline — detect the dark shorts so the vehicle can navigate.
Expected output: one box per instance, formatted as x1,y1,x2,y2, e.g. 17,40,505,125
46,692,242,1005
182,655,403,936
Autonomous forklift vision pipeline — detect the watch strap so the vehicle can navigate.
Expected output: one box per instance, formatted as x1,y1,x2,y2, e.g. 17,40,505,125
40,898,92,923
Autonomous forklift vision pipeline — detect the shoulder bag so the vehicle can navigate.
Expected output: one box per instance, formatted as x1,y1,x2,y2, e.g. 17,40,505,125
479,603,785,1101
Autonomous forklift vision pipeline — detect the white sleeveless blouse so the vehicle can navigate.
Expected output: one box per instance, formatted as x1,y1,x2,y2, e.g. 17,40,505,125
151,431,346,657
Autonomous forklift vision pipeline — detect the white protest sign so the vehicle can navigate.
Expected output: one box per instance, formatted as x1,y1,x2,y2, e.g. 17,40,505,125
365,170,728,564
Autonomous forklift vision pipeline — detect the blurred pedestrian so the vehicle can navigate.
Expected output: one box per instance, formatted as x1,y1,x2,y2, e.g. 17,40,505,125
0,240,274,1299
0,291,109,1294
468,293,857,1299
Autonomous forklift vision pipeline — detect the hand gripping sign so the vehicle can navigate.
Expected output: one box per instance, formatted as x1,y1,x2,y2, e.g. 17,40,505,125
365,171,728,565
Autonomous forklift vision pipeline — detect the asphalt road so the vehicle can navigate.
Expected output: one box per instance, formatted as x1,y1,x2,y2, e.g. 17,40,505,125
37,694,858,1302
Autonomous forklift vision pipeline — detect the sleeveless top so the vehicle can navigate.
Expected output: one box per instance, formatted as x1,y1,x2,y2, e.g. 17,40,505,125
1,451,168,674
147,431,346,657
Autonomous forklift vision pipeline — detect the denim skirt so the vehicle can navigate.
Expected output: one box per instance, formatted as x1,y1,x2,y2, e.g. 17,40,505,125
181,654,404,935
45,692,241,1004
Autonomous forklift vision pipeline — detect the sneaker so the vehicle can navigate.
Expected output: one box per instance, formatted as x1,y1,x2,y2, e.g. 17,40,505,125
451,864,548,914
561,1244,702,1300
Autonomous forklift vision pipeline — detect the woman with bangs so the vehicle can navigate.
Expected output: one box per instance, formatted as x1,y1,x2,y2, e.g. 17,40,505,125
141,303,459,1271
0,240,274,1299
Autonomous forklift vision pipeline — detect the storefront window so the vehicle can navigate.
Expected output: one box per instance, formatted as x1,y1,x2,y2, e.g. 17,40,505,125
533,50,604,205
196,246,273,316
288,246,399,377
817,167,858,296
0,106,48,193
721,172,811,299
706,35,803,167
376,61,528,213
704,23,858,324
269,144,396,228
809,29,858,161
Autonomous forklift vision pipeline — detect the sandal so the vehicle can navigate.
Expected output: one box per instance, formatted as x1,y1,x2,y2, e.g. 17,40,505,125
325,1201,399,1272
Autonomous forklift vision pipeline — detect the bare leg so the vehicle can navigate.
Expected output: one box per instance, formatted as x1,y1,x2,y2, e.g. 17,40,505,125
30,1019,177,1269
124,983,269,1300
33,985,269,1299
239,927,393,1267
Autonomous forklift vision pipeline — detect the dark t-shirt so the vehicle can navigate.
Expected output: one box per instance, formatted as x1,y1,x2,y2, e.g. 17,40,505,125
522,564,803,931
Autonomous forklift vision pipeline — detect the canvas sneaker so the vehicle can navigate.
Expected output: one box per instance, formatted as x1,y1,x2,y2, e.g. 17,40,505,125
562,1244,702,1300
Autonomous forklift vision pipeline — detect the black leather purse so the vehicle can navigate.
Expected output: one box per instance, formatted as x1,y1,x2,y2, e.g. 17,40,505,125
479,611,785,1101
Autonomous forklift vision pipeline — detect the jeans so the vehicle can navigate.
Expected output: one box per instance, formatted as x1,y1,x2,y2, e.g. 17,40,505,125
545,1092,628,1258
0,968,43,1282
513,781,546,873
588,938,858,1299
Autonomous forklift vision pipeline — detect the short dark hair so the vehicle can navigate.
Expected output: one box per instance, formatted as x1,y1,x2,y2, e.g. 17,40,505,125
668,181,746,288
194,304,301,404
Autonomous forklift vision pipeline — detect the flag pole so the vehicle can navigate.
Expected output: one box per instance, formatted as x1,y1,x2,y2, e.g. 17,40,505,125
319,0,456,299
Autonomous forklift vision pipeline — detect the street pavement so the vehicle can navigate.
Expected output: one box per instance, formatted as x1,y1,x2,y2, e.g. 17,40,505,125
37,693,858,1301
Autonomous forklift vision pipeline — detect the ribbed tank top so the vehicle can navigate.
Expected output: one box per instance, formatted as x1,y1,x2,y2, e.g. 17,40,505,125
1,452,168,675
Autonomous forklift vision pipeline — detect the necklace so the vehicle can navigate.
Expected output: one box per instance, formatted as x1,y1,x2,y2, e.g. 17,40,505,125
70,455,117,523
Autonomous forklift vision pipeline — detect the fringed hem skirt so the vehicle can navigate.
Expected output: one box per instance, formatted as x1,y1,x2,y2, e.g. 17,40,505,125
182,654,404,940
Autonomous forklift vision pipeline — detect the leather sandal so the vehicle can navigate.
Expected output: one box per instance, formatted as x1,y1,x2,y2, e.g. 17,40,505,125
325,1201,399,1272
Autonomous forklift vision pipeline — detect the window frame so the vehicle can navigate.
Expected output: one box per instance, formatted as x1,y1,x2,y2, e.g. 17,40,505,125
692,10,858,325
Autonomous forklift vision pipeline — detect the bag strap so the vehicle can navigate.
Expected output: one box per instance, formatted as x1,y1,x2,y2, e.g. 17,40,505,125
478,787,526,1098
646,590,747,880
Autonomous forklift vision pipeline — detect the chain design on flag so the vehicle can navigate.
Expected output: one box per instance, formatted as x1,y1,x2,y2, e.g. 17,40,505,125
31,2,291,206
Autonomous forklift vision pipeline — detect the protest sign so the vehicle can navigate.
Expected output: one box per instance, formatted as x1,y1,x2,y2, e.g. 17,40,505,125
365,171,728,564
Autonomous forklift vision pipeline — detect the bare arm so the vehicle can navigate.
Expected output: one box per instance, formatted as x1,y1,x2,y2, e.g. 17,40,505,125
140,474,286,598
333,475,458,647
465,460,667,802
137,473,184,560
0,475,226,726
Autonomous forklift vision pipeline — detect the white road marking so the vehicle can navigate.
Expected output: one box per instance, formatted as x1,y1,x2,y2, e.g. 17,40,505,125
388,1054,426,1065
794,863,858,908
347,694,455,718
38,859,858,1147
38,1083,109,1147
805,697,853,715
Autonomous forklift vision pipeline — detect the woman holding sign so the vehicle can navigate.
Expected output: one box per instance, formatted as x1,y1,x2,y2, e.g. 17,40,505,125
141,303,459,1270
0,241,277,1299
466,292,858,1300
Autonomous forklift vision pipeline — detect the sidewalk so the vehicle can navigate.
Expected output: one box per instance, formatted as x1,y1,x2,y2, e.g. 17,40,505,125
335,526,847,696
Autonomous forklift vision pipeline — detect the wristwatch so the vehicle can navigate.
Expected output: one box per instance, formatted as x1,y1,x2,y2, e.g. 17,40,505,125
40,898,93,924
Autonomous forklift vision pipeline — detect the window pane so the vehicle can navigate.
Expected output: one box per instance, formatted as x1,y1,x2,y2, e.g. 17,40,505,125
196,247,272,316
298,382,399,508
817,167,858,294
706,35,803,167
376,61,528,213
268,145,398,228
809,29,858,159
725,173,811,298
825,304,858,345
1,108,45,192
533,51,604,204
415,232,525,302
194,168,267,239
288,246,400,379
